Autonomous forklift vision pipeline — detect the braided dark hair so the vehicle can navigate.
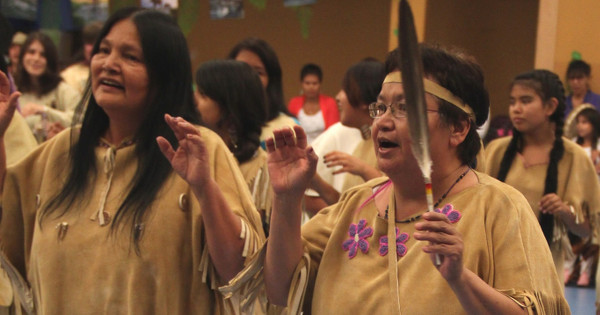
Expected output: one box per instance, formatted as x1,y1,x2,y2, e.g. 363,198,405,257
496,70,566,245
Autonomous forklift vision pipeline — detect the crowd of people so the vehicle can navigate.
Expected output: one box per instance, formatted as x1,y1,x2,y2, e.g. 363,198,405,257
0,6,599,315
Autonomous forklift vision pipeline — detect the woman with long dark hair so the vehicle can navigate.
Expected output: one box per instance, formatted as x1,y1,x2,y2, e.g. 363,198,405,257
15,32,81,141
228,38,297,146
0,8,263,314
195,59,272,234
485,69,600,278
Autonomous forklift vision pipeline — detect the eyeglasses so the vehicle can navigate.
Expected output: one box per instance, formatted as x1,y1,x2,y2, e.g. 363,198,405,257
368,102,439,119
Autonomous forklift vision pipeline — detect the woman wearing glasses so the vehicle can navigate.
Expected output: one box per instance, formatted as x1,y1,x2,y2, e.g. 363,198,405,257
224,44,568,314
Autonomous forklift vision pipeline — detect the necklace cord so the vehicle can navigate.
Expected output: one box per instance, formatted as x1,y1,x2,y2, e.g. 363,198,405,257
385,167,471,223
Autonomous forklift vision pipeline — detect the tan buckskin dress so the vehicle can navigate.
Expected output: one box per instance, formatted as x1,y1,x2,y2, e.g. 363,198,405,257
0,126,265,314
485,137,600,276
223,173,569,314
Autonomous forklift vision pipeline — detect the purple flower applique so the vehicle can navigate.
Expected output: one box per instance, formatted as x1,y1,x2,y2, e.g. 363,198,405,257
342,219,373,259
379,227,410,257
434,204,462,223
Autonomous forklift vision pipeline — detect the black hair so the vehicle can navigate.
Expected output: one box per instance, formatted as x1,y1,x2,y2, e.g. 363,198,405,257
300,63,322,81
14,32,62,96
195,60,267,163
567,60,591,79
0,12,12,57
42,7,200,249
342,59,385,109
66,21,104,65
575,107,600,150
83,22,103,45
496,69,566,245
0,55,6,74
385,44,489,166
227,37,291,120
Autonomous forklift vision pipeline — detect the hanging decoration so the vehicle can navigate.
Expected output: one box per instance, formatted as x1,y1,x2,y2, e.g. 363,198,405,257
1,0,37,21
178,0,199,35
291,5,312,39
72,0,109,27
249,0,267,10
210,0,244,20
141,0,179,11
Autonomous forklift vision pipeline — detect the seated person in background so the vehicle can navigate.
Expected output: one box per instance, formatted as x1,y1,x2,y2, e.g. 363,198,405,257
288,63,339,144
14,32,81,142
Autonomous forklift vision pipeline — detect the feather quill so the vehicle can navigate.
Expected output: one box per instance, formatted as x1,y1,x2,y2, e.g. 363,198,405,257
398,0,440,265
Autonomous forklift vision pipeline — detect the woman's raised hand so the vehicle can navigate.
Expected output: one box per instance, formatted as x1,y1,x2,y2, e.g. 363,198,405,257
157,114,210,189
324,151,381,181
0,71,20,137
324,151,364,175
266,125,318,197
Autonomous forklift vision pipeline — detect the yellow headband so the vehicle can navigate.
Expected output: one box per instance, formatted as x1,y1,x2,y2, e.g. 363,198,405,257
383,71,475,119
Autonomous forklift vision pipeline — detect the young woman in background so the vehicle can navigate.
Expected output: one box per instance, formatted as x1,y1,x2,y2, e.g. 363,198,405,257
195,59,273,235
15,32,81,141
485,69,600,280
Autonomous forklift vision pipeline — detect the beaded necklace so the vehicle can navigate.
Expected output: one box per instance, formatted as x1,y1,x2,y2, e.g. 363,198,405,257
385,167,471,223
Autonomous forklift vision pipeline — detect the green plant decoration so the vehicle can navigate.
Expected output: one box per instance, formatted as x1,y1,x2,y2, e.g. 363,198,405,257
178,0,200,36
250,0,267,10
293,6,312,39
571,51,582,61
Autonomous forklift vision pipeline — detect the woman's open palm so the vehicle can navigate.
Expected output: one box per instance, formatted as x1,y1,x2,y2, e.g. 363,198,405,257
0,71,20,137
266,126,318,196
157,114,210,188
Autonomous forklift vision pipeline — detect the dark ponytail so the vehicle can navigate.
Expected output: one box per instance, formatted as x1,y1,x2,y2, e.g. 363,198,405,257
496,70,566,245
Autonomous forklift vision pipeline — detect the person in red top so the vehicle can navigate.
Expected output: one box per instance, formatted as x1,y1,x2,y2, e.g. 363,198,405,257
288,63,339,143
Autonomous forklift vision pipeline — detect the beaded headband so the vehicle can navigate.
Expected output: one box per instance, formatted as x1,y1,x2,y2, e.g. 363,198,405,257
383,71,475,119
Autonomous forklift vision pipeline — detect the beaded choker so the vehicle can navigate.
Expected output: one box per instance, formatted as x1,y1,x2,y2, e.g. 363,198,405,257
385,167,471,223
